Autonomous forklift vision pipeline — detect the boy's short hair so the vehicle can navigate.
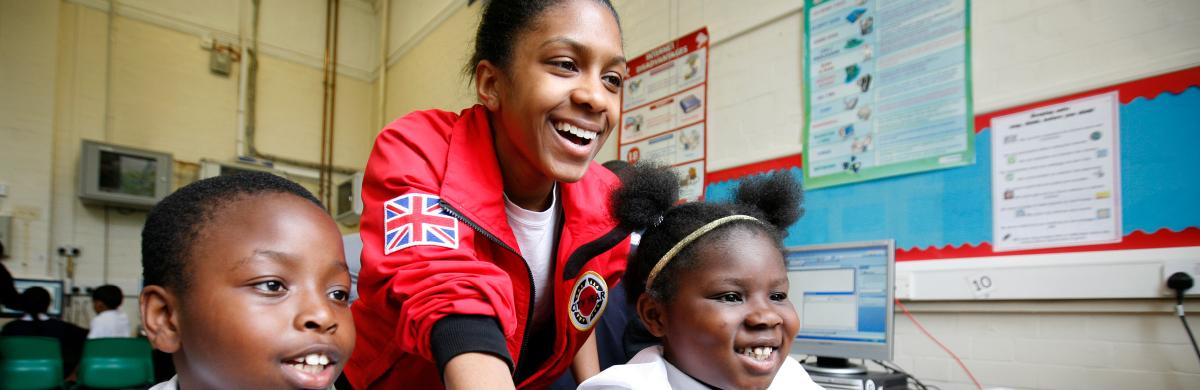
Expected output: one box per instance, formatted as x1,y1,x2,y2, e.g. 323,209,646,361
21,286,51,315
141,172,323,292
91,284,124,309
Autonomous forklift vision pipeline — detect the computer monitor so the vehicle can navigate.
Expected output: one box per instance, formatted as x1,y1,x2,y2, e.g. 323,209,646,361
1,278,66,318
786,239,894,374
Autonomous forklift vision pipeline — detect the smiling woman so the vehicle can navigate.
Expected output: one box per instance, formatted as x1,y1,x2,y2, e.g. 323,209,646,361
344,1,635,389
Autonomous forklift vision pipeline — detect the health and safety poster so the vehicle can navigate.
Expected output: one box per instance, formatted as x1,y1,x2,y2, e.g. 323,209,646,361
620,28,709,201
803,0,974,189
990,92,1122,252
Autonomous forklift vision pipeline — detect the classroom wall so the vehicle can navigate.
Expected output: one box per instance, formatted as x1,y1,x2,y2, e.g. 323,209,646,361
607,0,1200,388
382,0,1200,388
1,0,382,330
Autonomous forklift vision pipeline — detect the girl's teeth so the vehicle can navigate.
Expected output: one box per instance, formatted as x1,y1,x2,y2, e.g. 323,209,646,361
739,347,774,360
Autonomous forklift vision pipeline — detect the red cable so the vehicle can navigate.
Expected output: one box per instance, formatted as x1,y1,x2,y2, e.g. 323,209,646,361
895,298,983,390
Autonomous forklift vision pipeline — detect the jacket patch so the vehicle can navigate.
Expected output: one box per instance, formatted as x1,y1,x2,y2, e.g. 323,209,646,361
569,271,608,331
383,193,459,254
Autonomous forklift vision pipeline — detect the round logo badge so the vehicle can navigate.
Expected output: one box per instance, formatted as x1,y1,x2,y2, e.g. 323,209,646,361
569,271,609,331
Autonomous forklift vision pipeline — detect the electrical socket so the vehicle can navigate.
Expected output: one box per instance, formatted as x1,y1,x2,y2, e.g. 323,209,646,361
895,272,914,300
1163,260,1200,296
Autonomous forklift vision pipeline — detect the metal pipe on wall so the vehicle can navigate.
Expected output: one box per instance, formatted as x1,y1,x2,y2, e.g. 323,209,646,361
378,0,389,130
317,0,340,208
241,0,357,177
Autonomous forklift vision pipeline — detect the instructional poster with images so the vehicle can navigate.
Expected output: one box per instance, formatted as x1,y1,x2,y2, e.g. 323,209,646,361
990,92,1122,252
803,0,973,189
620,28,709,201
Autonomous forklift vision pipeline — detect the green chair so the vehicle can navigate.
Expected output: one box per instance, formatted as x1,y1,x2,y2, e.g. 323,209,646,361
76,337,155,389
0,336,64,390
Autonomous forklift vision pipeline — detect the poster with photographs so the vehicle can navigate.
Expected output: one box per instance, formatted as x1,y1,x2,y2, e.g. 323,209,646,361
620,28,709,201
803,0,974,189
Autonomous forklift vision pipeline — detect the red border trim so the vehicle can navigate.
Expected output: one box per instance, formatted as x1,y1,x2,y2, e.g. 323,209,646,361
897,228,1200,261
706,154,803,185
974,66,1200,132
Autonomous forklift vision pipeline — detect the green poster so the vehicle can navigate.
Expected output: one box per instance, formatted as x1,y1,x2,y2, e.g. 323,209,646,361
803,0,974,189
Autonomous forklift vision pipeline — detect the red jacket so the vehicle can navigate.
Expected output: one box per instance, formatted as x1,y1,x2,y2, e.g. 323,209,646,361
346,105,630,389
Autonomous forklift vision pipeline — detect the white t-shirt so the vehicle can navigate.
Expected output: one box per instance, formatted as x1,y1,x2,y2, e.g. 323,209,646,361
148,376,178,390
503,187,560,332
579,346,825,390
88,309,132,339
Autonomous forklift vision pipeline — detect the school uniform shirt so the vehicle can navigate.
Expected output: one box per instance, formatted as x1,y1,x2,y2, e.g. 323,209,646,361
88,309,132,338
578,346,825,390
346,105,632,389
148,376,178,390
148,376,339,390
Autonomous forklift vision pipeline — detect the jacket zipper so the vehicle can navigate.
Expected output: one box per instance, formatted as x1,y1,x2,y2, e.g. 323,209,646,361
439,200,537,383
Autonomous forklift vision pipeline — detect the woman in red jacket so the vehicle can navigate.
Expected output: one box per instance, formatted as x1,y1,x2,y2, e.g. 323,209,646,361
345,0,629,389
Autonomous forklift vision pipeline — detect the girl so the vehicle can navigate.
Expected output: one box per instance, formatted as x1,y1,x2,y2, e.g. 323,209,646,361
580,165,824,390
346,0,630,389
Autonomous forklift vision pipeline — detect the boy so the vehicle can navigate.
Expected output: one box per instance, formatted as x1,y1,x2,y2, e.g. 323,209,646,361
88,284,131,338
139,172,354,390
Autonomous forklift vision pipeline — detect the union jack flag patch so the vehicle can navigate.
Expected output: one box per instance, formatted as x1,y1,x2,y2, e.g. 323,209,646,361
383,193,459,254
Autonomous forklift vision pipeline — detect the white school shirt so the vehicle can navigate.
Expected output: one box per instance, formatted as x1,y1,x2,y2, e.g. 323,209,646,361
149,376,339,390
88,309,132,339
503,186,560,332
148,376,178,390
579,345,825,390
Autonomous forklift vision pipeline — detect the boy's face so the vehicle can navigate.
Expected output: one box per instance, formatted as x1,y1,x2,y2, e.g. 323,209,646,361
482,0,627,184
642,228,799,390
168,194,353,389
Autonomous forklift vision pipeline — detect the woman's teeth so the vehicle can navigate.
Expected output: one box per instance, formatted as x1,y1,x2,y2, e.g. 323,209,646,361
737,347,775,361
287,353,331,374
556,122,598,141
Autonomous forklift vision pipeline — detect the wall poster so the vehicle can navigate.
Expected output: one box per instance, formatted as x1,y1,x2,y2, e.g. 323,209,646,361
620,28,709,201
990,92,1122,252
803,0,974,189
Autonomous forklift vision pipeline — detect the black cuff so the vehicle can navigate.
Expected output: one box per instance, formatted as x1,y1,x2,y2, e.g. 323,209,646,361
431,315,513,377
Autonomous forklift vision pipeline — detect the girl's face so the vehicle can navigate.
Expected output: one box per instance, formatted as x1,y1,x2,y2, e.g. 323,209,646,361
483,0,626,184
170,194,354,389
641,228,800,390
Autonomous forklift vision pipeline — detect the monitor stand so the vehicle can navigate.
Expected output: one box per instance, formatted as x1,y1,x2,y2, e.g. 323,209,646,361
802,356,867,375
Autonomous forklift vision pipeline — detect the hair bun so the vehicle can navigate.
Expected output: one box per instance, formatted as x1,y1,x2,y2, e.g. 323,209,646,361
610,163,679,230
734,171,804,232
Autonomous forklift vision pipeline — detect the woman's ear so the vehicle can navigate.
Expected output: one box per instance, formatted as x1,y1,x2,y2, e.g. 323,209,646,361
140,286,182,353
475,60,503,112
636,294,668,338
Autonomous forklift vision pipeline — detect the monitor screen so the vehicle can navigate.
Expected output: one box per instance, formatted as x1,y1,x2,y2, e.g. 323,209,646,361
786,240,894,362
79,140,172,209
1,278,66,318
99,150,159,197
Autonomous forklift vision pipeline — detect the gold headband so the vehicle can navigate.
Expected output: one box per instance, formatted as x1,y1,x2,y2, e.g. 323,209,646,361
645,215,759,289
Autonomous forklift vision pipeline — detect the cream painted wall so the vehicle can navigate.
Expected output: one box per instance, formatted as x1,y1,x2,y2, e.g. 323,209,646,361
0,1,383,332
1,0,60,283
382,3,477,121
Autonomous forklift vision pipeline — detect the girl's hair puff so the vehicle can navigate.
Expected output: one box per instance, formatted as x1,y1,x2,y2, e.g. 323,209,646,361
611,166,804,306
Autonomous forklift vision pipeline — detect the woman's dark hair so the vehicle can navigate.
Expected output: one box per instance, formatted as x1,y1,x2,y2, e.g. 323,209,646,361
21,286,51,319
611,164,804,305
466,0,621,78
142,172,323,293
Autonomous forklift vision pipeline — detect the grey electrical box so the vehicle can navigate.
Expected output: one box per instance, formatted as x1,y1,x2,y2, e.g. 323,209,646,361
210,49,232,76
